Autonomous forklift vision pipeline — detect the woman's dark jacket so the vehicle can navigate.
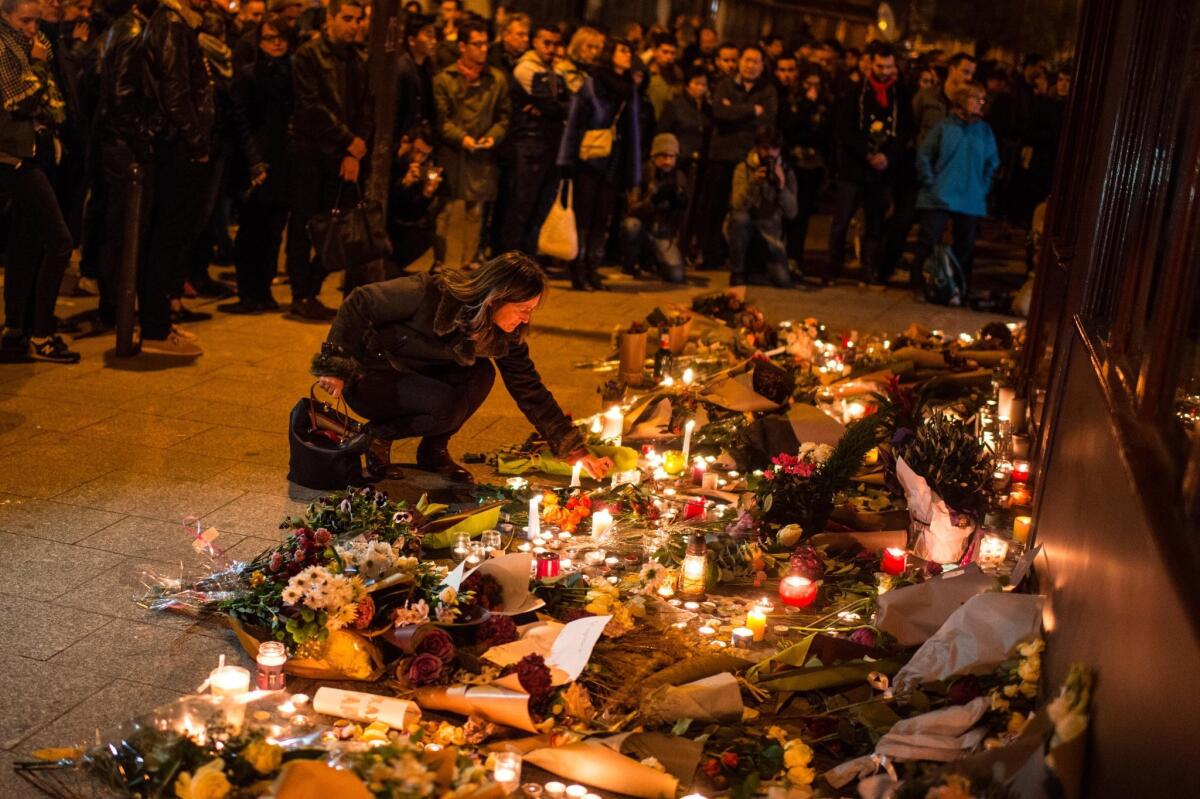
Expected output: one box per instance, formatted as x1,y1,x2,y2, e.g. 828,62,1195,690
231,47,292,202
312,274,585,457
141,0,216,161
557,66,641,189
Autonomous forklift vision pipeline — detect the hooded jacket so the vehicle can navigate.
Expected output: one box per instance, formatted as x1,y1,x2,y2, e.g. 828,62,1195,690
141,0,216,160
509,49,568,145
312,273,584,457
915,113,999,218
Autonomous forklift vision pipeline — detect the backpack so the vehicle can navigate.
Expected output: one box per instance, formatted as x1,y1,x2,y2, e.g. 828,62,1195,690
921,244,967,306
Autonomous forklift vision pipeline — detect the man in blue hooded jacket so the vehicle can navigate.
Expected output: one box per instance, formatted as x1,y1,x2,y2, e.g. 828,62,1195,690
913,81,998,301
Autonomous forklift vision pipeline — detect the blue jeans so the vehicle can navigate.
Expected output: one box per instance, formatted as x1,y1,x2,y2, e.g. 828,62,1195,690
619,217,685,282
914,209,980,290
726,211,792,287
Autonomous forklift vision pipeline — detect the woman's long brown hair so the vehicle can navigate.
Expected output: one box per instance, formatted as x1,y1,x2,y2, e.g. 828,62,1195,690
439,252,548,349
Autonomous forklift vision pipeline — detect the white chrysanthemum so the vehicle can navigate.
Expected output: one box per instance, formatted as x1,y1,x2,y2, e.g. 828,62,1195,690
281,586,302,605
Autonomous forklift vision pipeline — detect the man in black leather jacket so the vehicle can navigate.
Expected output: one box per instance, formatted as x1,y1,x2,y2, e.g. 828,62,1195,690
82,0,154,331
285,0,372,321
138,0,214,357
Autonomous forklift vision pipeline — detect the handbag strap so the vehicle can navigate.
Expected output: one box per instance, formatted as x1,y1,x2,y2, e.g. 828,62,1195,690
309,381,352,441
610,101,626,133
331,181,362,213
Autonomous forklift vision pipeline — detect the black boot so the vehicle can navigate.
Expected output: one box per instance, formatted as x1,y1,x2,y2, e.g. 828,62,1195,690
364,438,405,481
416,439,473,482
569,260,593,291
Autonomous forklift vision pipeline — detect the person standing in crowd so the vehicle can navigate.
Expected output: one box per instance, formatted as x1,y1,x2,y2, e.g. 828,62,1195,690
827,41,911,285
712,41,737,80
48,0,92,246
1017,64,1069,223
83,0,151,335
620,132,688,283
395,12,436,134
776,60,829,274
557,36,641,291
681,24,716,71
432,0,463,70
138,0,215,356
486,9,526,73
700,44,776,271
387,123,441,272
0,0,79,363
644,30,680,119
222,12,292,314
432,19,510,272
913,83,998,301
498,22,567,255
234,0,265,39
759,33,783,68
882,51,975,286
657,64,710,259
287,0,371,320
556,25,602,94
726,126,797,287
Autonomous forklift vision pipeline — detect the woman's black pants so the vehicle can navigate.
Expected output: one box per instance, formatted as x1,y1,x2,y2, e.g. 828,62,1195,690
344,359,496,452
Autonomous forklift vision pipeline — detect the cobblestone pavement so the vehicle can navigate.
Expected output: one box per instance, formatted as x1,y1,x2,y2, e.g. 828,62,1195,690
0,222,1017,792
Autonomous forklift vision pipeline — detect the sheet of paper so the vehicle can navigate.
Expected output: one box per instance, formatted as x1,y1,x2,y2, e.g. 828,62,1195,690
441,560,467,591
484,621,564,669
547,614,611,681
1008,544,1041,588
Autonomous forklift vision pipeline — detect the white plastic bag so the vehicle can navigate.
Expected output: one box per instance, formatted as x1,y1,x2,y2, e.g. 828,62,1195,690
537,179,579,260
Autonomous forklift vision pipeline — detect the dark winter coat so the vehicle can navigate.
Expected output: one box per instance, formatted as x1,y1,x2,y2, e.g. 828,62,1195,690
557,67,642,189
657,93,710,162
289,31,371,168
312,273,585,457
93,9,152,161
833,78,913,185
231,49,292,203
708,74,777,162
395,50,434,135
141,0,216,160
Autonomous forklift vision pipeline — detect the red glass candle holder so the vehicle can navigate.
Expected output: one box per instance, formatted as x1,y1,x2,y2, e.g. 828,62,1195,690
535,552,560,579
1011,460,1031,484
880,547,907,576
779,574,817,608
684,497,706,521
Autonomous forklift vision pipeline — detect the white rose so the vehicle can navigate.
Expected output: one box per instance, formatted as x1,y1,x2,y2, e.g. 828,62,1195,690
438,586,458,606
778,524,804,548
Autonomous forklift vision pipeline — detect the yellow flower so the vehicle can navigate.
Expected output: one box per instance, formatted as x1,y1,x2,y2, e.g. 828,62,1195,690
433,722,466,746
174,758,231,799
242,738,283,774
1007,711,1029,734
766,726,789,745
1002,684,1019,698
783,741,813,768
1017,653,1040,683
786,765,815,786
323,630,378,680
1019,680,1038,698
989,691,1010,713
869,120,884,133
1018,639,1045,658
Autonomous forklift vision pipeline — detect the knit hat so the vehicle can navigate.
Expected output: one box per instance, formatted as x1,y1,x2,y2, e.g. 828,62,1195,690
650,133,680,156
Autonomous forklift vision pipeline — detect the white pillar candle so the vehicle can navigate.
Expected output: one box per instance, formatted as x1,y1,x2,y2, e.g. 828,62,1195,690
681,419,695,467
570,460,583,488
681,367,694,385
601,406,624,440
528,495,541,539
591,508,613,538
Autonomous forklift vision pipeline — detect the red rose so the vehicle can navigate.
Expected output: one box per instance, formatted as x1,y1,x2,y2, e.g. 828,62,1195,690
353,596,375,629
416,629,456,663
702,759,722,779
721,751,739,769
314,528,332,546
407,653,444,686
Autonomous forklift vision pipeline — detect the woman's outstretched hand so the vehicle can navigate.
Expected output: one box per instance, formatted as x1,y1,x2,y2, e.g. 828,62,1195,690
578,453,614,480
318,376,344,398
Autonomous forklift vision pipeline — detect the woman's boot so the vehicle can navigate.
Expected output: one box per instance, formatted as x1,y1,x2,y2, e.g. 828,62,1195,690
365,437,405,481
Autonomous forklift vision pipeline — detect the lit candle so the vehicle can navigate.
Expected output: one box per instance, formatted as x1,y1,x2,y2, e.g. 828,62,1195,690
697,625,716,636
691,457,706,484
528,495,541,539
779,574,818,608
558,530,572,541
570,460,583,488
517,542,531,553
679,532,708,599
601,406,624,440
880,547,907,576
210,661,251,729
604,556,620,569
482,529,503,553
682,367,694,386
977,533,1009,569
583,549,606,567
701,471,719,490
466,541,485,566
591,508,613,538
560,557,573,571
656,582,675,599
493,752,522,794
452,532,471,560
844,400,866,423
682,419,696,466
1009,484,1031,507
746,600,770,641
544,783,566,799
589,417,602,435
1013,515,1032,545
684,497,706,521
566,786,588,799
505,477,529,491
997,386,1016,420
1011,460,1031,484
683,601,700,611
661,375,675,387
731,627,754,647
255,641,287,691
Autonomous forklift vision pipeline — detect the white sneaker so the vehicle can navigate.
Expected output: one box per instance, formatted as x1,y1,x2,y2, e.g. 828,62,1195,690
142,330,203,357
171,325,199,342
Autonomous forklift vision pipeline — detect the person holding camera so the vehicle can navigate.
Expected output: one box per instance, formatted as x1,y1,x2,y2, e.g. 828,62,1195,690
725,126,798,288
388,124,443,273
619,133,688,283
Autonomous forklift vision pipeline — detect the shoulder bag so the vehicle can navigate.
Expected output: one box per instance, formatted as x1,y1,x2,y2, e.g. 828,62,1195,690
306,181,391,273
578,101,626,160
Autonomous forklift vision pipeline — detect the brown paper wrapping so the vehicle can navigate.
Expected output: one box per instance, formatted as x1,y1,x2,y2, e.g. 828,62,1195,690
524,741,680,799
228,617,385,681
414,684,538,733
274,760,374,799
619,331,648,385
381,622,439,653
668,318,692,355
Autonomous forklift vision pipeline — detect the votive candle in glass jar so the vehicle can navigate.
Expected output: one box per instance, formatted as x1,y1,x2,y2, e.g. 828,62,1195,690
255,641,287,691
778,573,817,608
535,551,560,579
493,751,522,794
880,547,907,576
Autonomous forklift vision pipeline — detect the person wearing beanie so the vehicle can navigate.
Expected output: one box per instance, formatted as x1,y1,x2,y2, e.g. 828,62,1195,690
619,132,689,283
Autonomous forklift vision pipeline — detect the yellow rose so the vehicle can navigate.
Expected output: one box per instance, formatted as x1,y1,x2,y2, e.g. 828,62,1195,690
766,725,789,744
869,120,884,133
242,738,283,774
1017,654,1040,683
174,759,231,799
1019,680,1038,698
787,765,815,786
783,741,813,768
1007,711,1028,734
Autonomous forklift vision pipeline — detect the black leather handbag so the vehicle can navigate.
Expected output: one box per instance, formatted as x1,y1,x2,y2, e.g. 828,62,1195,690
287,383,371,489
305,182,391,273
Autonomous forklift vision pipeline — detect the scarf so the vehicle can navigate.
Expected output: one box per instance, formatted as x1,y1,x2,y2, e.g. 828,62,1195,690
0,21,38,111
866,73,895,108
456,57,483,84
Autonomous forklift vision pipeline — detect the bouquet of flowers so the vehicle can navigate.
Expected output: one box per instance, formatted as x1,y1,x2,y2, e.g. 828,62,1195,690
891,414,994,517
756,416,882,537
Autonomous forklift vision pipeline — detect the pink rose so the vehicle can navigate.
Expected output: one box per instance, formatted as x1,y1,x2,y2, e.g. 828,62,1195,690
314,528,332,546
407,653,444,686
416,629,456,663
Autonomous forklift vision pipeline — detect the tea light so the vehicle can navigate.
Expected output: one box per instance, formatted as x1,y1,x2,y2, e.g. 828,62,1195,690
683,601,700,611
583,794,602,799
1011,460,1031,483
566,785,588,799
560,557,574,571
505,477,529,491
680,794,709,799
657,583,676,598
536,552,560,579
424,743,443,753
601,406,624,440
210,662,250,728
880,547,907,576
844,400,867,423
977,533,1009,569
1009,484,1031,507
701,471,719,490
570,460,583,488
604,556,620,569
493,752,522,794
558,531,573,541
1013,515,1032,545
452,532,471,560
523,785,543,799
528,496,541,538
779,574,818,608
517,542,532,553
698,625,716,636
544,783,566,799
746,600,770,641
466,541,485,566
532,546,546,554
591,508,614,537
255,641,287,691
583,549,606,567
481,529,503,553
731,627,754,647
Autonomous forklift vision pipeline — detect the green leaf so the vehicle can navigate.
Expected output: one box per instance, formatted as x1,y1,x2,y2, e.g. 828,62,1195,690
747,633,815,682
671,718,692,736
730,772,760,799
754,658,902,692
851,702,902,734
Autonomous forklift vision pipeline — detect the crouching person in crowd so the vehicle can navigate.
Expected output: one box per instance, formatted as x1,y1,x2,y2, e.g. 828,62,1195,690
388,124,443,273
726,127,798,287
913,82,998,302
620,133,688,283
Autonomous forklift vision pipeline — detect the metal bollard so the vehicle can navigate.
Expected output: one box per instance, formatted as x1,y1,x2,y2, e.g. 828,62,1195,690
115,163,143,357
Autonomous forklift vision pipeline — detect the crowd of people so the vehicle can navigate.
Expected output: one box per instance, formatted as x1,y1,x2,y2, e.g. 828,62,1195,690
0,0,1072,365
